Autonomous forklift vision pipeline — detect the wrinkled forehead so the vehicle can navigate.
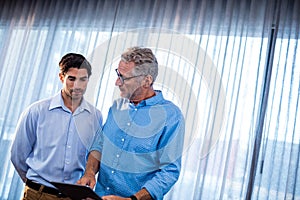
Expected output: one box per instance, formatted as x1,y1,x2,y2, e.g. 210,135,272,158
117,60,136,74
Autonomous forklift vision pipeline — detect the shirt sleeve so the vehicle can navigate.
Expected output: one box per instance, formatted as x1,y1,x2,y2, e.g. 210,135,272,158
89,118,105,154
142,111,185,200
10,107,37,182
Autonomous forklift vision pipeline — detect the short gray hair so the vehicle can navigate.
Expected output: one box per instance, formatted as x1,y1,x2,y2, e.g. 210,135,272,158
121,46,158,82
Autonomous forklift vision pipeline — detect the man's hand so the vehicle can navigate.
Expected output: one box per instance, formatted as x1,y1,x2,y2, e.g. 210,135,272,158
76,173,96,189
77,150,101,189
101,188,152,200
101,195,131,200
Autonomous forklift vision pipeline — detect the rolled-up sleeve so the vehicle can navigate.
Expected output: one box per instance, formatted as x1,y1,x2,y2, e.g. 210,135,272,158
143,113,185,200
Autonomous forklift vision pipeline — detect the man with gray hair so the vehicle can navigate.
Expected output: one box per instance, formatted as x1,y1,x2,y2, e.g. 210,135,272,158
78,47,185,200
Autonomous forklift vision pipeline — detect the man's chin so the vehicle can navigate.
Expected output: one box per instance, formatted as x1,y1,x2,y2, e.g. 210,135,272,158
120,92,131,100
119,91,125,98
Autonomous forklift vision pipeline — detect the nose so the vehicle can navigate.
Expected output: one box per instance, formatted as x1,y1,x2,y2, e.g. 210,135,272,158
115,77,122,86
73,79,84,89
74,79,79,87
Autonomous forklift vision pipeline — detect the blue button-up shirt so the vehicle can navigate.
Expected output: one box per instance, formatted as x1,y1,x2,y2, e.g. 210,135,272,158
91,91,185,200
11,92,102,187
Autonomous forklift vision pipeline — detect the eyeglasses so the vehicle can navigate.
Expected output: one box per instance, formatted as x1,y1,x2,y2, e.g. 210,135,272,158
115,69,145,84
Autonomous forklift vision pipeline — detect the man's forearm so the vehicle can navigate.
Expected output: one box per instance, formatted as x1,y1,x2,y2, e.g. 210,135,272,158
77,150,101,187
85,150,101,176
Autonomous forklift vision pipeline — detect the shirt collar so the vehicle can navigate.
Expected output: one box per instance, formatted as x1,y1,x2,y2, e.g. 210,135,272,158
49,91,91,113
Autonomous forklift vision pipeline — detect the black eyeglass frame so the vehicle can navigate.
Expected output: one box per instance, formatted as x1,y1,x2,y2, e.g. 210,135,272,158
115,69,146,84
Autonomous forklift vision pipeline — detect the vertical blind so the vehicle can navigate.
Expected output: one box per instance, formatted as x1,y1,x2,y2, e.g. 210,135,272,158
0,0,299,199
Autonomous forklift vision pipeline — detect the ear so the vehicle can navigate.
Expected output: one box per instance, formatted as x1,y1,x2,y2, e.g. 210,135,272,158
143,75,153,88
59,73,64,83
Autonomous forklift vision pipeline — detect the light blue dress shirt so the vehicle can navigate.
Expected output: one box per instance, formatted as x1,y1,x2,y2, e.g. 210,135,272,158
11,92,102,187
91,91,185,200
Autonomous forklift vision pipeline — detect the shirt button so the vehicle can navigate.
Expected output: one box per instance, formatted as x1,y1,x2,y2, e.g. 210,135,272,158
127,122,130,126
135,108,138,111
65,161,70,164
121,138,125,142
111,170,114,174
116,154,120,158
106,187,110,190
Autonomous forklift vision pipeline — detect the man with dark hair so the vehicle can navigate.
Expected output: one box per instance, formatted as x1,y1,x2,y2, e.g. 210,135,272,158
11,53,102,200
78,47,185,200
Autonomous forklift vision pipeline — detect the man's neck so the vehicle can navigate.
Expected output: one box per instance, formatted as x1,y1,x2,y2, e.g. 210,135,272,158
130,90,156,105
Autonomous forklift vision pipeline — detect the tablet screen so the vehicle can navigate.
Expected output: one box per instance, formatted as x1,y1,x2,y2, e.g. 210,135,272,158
50,181,102,200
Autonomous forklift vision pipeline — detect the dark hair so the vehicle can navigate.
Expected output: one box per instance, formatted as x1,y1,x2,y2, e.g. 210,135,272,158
59,53,92,77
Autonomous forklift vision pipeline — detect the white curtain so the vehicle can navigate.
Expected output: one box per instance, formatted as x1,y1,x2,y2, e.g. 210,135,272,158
0,0,299,199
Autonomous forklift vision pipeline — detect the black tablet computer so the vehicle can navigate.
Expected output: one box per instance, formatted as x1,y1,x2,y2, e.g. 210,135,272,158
50,181,102,200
